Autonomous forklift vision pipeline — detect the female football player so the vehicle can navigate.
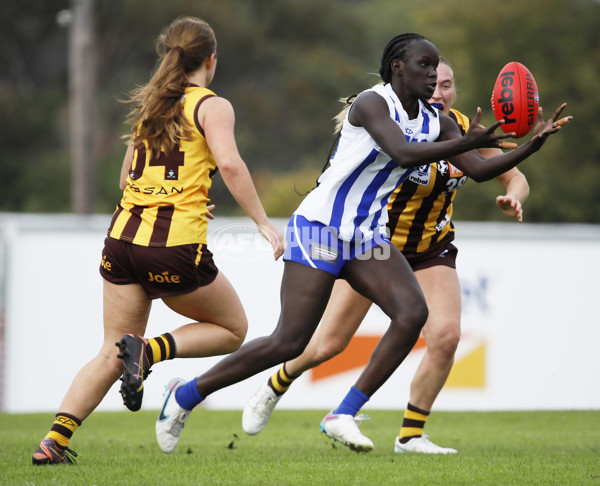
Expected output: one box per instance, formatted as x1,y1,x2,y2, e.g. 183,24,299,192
242,57,536,454
32,16,284,465
154,33,570,454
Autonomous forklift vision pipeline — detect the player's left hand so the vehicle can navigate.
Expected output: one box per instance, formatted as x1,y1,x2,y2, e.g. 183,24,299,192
530,103,573,148
532,105,573,138
206,203,216,220
258,221,286,260
496,195,523,223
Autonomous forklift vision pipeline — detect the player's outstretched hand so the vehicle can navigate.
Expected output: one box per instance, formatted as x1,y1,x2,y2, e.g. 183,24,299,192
496,194,523,223
466,107,516,149
530,103,573,149
258,221,286,260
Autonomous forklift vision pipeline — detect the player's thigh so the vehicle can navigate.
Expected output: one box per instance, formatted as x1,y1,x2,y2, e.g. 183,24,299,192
161,270,247,334
102,279,152,345
414,265,461,341
343,245,426,319
317,279,373,350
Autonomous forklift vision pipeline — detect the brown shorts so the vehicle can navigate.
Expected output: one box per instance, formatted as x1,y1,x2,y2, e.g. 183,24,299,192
403,237,458,272
99,237,218,300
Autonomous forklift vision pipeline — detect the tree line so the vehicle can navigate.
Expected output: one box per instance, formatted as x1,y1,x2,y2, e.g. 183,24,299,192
1,0,598,222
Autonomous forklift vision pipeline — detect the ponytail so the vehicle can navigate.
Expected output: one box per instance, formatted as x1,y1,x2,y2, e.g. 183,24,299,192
123,17,216,160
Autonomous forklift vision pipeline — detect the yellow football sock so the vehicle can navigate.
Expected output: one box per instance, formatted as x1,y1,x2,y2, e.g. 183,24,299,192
267,363,300,396
398,402,430,443
45,413,81,449
147,333,176,365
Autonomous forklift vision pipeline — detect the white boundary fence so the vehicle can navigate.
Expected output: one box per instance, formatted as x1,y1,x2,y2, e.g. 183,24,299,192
1,214,599,413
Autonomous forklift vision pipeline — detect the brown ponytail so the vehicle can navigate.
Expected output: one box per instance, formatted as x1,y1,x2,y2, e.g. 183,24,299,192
123,17,217,160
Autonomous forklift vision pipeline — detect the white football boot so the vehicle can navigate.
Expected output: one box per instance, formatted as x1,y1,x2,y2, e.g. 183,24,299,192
242,383,281,435
320,411,374,452
394,434,457,454
156,378,190,453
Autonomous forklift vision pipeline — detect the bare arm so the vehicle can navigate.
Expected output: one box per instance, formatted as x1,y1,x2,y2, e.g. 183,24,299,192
470,146,530,222
200,96,285,260
349,91,513,168
489,105,573,222
448,104,572,182
351,92,571,182
487,106,572,222
494,165,530,223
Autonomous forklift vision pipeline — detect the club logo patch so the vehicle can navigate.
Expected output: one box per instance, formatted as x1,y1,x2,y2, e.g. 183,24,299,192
409,164,431,185
437,161,449,175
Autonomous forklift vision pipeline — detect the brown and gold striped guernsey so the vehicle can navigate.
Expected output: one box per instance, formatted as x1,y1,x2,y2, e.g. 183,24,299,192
387,109,470,257
108,86,218,247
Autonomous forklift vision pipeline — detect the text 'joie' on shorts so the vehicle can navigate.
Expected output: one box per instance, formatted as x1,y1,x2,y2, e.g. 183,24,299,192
99,237,218,299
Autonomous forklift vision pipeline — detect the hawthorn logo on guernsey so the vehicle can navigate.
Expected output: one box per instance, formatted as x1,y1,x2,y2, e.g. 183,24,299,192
148,271,181,283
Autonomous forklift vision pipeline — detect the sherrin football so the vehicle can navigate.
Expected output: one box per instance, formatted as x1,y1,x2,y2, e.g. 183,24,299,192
491,62,539,138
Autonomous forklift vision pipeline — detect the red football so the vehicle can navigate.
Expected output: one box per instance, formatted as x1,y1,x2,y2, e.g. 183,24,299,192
491,62,539,138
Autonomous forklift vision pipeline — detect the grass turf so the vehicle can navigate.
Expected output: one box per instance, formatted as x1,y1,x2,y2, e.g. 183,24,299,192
3,409,599,485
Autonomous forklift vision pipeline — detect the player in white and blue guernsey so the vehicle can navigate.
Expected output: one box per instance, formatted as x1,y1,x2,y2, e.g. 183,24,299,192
155,33,569,455
285,82,440,274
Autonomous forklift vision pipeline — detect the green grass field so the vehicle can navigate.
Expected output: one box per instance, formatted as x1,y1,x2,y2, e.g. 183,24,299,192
3,409,599,485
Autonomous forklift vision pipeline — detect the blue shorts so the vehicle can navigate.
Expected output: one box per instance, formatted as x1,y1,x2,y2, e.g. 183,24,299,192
282,214,392,276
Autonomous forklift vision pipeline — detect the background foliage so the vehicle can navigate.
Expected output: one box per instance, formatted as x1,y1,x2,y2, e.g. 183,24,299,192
1,0,598,222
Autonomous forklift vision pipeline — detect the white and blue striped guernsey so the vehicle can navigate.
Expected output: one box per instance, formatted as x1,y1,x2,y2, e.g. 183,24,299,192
295,83,441,242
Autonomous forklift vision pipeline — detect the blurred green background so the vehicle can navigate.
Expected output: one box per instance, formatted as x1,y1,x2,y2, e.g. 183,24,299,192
1,0,598,222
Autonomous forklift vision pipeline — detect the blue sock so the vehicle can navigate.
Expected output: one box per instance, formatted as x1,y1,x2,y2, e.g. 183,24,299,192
333,386,370,416
174,379,205,411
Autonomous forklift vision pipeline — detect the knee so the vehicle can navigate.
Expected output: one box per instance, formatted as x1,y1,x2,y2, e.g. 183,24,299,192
426,321,461,359
99,345,124,378
220,317,248,354
262,334,308,364
312,338,348,366
414,299,429,328
222,335,245,354
230,323,248,352
404,298,429,333
388,298,429,339
221,325,248,354
280,339,308,363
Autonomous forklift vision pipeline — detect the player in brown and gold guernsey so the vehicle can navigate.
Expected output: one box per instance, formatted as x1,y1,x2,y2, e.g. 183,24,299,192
242,57,571,453
32,16,284,465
